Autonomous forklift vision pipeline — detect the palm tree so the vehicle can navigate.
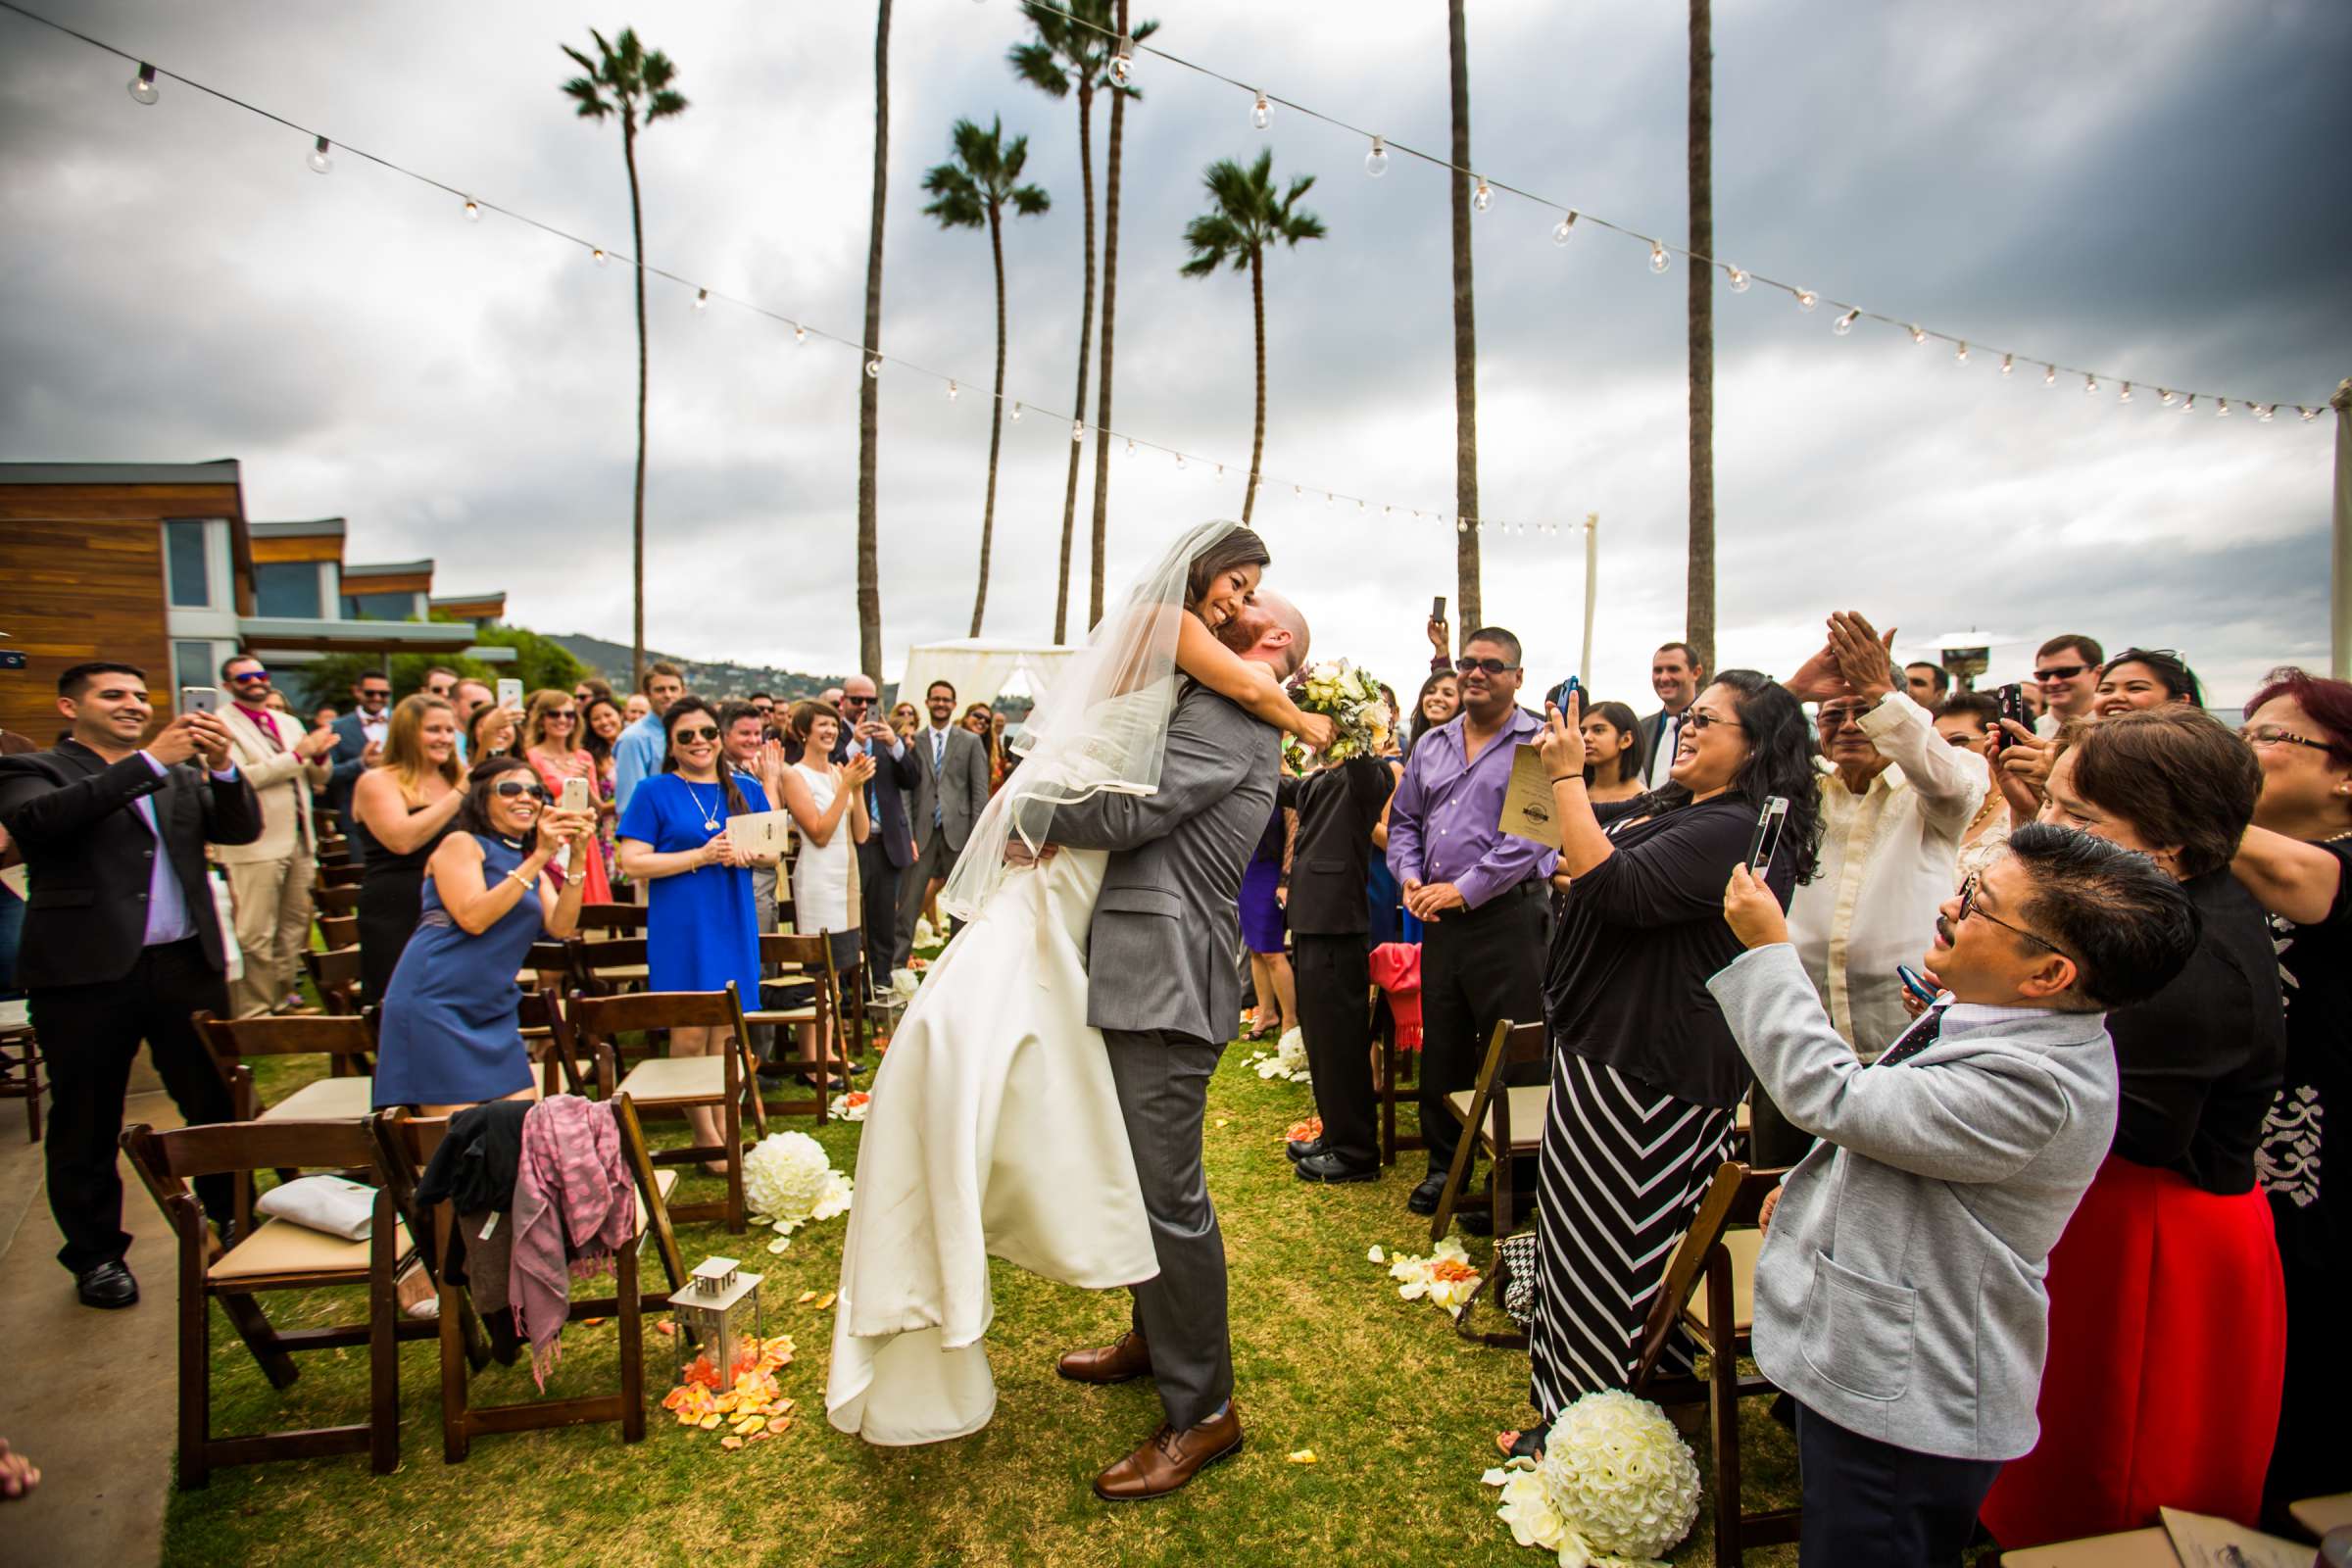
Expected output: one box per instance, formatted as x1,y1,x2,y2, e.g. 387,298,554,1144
1685,0,1717,672
1010,1,1156,644
1446,0,1481,635
560,27,687,690
923,118,1051,636
1178,151,1327,525
1088,0,1157,629
855,0,893,683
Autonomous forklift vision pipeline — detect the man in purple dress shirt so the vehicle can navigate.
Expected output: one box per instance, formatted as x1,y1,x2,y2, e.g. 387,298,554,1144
1386,627,1558,1222
0,662,260,1308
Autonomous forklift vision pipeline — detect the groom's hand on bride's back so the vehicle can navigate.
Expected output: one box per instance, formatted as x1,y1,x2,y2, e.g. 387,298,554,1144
1004,839,1060,869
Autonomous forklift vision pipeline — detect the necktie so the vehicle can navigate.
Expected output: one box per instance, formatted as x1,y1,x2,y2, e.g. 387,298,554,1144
1873,1005,1944,1069
862,742,879,824
931,730,946,826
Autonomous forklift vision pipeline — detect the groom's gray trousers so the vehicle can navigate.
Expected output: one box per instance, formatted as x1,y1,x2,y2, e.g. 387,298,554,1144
1102,1027,1232,1431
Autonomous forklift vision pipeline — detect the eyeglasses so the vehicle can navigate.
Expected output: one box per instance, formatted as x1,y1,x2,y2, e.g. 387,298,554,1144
2239,724,2331,753
492,779,552,802
1683,710,1743,734
1454,656,1521,676
2033,663,2088,683
1817,705,1872,727
674,725,721,744
1958,873,2069,959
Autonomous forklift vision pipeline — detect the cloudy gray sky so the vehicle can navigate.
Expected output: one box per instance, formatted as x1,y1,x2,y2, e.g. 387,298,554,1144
4,0,2347,707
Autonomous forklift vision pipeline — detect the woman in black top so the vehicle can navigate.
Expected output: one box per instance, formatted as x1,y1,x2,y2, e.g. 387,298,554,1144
1982,707,2286,1546
1507,672,1820,1455
349,695,466,1004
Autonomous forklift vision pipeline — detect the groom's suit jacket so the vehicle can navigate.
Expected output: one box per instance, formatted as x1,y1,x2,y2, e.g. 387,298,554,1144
1047,681,1280,1045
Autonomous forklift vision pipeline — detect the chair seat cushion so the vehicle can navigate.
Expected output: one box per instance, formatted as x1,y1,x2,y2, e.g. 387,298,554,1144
592,964,650,983
615,1055,727,1104
1995,1527,2178,1567
261,1075,375,1121
742,1007,817,1026
1443,1086,1548,1153
637,1167,678,1231
208,1213,415,1283
1680,1225,1760,1336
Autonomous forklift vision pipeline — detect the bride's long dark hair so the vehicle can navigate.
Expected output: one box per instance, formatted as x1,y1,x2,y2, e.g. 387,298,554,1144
1184,525,1271,612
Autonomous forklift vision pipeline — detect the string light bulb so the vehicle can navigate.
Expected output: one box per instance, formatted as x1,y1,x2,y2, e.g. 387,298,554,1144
2181,394,2196,415
307,135,332,174
1364,135,1388,177
2083,374,2098,396
1725,265,1750,292
592,248,608,266
1456,519,1469,534
1008,401,1022,421
865,357,882,379
1251,92,1271,131
2043,365,2057,386
1212,463,1223,482
1071,417,1085,442
2300,406,2320,422
463,198,480,221
792,323,807,345
1108,34,1134,87
2217,398,2230,417
2119,382,2132,403
2001,353,2015,376
1648,240,1670,273
947,379,959,401
127,63,158,104
1795,289,1819,312
1909,324,1927,346
694,288,709,312
1553,213,1577,245
2255,404,2276,421
1473,177,1493,213
1954,341,1969,364
1125,437,1137,455
1174,452,1185,469
1833,309,1859,336
2159,388,2177,406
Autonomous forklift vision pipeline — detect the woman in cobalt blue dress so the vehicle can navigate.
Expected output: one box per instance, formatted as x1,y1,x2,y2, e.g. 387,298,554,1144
616,696,776,1166
373,757,595,1112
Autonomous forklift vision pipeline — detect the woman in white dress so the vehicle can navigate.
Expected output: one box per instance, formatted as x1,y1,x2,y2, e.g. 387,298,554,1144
777,701,871,1071
826,522,1333,1446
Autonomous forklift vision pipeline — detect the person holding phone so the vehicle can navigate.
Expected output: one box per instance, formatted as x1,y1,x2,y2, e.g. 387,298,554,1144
351,695,468,1006
520,688,612,905
1498,671,1821,1460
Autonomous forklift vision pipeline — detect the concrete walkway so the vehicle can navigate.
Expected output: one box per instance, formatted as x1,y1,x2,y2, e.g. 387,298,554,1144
0,1060,179,1568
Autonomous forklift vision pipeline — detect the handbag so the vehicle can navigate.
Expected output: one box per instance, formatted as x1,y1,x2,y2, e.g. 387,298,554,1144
1453,1228,1539,1349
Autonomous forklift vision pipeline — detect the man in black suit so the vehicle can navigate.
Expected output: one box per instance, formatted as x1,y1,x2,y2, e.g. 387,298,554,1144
325,669,393,860
1278,750,1396,1182
833,673,920,984
0,662,262,1308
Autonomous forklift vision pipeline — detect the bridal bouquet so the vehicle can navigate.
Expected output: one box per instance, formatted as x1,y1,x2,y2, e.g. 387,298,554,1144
1481,1391,1701,1567
1288,660,1394,762
742,1131,855,1242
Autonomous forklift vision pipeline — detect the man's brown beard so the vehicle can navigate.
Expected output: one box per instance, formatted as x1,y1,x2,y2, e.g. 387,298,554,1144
1213,615,1256,655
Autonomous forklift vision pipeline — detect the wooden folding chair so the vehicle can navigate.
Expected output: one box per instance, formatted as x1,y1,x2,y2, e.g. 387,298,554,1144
747,931,848,1124
1373,982,1421,1168
312,883,361,918
1428,1019,1547,1244
317,912,359,950
574,904,649,936
193,1009,379,1233
303,945,366,1016
1628,1160,1799,1568
312,834,350,866
318,860,363,890
0,1011,42,1143
573,984,768,1232
122,1118,422,1488
520,989,596,1098
573,934,651,997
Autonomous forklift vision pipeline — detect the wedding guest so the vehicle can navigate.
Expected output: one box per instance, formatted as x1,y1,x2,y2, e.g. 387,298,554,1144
612,662,686,816
839,675,920,984
1280,752,1396,1181
1402,669,1459,758
451,678,493,761
616,697,774,1162
1238,809,1292,1041
2031,633,2103,735
2220,667,2352,1532
572,675,616,710
1981,708,2286,1546
1936,693,2014,886
1503,674,1819,1457
1386,627,1557,1221
961,703,1004,794
779,700,873,1071
520,689,612,905
312,705,339,731
623,693,652,725
326,670,394,858
372,759,592,1113
581,694,625,878
888,702,920,744
465,698,520,767
894,680,992,967
1713,824,2197,1568
2091,647,2202,717
350,695,466,1004
213,654,334,1017
1578,700,1645,805
421,666,460,703
1636,642,1706,789
0,663,257,1308
1903,660,1951,707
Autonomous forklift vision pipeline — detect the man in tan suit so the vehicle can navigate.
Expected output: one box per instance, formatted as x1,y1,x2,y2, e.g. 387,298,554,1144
214,655,334,1016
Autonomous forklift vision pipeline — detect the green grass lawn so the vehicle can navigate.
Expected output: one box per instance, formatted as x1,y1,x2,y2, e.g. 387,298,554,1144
170,1031,1799,1566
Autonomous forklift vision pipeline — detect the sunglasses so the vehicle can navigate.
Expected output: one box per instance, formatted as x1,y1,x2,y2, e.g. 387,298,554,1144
1957,873,2069,959
546,710,577,721
492,779,552,802
840,695,873,708
674,725,721,744
229,669,271,684
2033,663,2088,683
1453,656,1520,676
1818,705,1872,727
1683,710,1742,734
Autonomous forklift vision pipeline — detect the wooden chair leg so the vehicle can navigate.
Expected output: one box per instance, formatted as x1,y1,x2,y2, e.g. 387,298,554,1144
723,1091,745,1234
368,1226,399,1475
178,1214,211,1490
434,1211,471,1463
1706,1255,1742,1568
617,1242,645,1443
1495,1145,1516,1236
1430,1125,1482,1247
218,1290,299,1390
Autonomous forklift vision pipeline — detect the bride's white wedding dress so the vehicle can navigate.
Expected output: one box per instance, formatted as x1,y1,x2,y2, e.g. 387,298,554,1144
824,704,1163,1446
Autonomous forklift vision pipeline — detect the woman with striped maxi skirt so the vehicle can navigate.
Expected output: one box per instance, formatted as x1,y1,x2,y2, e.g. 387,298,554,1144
1505,673,1818,1455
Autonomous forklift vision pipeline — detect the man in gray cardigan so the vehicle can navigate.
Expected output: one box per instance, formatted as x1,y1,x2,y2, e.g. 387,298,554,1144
1710,822,2198,1567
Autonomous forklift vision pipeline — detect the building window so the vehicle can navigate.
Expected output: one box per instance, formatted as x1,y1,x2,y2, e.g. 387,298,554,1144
173,640,216,695
165,520,211,608
253,562,322,618
341,591,416,620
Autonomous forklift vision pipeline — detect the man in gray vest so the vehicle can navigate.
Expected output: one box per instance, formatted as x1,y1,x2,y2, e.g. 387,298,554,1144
1047,593,1307,1502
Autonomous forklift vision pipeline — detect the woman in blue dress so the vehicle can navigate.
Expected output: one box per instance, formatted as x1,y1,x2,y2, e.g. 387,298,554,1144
373,756,595,1112
616,696,776,1165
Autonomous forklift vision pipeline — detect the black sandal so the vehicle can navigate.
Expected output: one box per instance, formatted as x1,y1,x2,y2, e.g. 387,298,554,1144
1495,1418,1551,1462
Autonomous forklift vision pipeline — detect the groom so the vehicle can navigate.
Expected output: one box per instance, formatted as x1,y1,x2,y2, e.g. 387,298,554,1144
1045,591,1308,1500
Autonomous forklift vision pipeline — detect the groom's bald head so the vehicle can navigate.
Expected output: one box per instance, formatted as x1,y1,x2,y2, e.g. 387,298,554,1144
1221,590,1309,679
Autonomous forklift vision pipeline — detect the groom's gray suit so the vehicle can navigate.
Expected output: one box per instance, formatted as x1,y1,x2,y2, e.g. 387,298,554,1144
1047,679,1279,1430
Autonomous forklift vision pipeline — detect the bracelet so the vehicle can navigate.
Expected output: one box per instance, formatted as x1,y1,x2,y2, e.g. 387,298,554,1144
1548,773,1585,786
506,869,531,890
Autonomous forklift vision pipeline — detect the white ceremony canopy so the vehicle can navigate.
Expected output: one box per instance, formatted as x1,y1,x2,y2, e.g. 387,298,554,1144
895,638,1081,710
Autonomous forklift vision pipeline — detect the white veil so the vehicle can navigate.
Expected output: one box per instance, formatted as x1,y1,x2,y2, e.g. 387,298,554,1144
938,518,1241,921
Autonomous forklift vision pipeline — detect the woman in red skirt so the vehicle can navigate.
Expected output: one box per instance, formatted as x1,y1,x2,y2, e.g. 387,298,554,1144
1982,709,2287,1546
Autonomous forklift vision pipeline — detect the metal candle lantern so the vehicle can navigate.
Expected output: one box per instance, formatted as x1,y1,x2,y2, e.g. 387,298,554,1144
670,1255,764,1389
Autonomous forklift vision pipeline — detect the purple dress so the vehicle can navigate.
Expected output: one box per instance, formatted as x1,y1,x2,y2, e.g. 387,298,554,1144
1239,808,1287,956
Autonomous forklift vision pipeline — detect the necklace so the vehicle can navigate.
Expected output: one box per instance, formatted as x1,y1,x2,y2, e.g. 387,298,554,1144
682,778,722,834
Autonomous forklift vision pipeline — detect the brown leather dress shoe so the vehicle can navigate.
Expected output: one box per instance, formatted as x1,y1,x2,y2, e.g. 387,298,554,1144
1056,1331,1153,1386
1094,1400,1245,1501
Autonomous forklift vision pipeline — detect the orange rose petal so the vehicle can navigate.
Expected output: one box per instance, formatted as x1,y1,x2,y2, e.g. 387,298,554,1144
766,1415,794,1434
655,1320,677,1337
812,1292,835,1311
698,1413,722,1431
719,1436,744,1451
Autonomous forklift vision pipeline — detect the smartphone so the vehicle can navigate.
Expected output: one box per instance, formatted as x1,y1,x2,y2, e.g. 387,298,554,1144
1991,682,2031,754
1896,964,1941,1005
1546,674,1583,715
496,677,524,711
1431,596,1446,623
559,776,591,813
179,686,221,716
1745,795,1790,877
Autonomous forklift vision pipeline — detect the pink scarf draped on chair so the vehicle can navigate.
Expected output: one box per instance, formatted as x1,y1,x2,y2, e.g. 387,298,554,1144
510,1095,634,1388
1368,942,1424,1052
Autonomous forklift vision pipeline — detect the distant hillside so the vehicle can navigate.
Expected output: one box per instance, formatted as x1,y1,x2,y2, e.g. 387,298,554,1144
550,633,849,703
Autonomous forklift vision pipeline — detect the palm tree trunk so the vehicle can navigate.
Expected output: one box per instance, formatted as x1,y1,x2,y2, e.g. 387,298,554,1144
1447,0,1481,634
1245,248,1266,526
623,115,649,691
973,205,1009,637
1087,0,1129,632
855,0,892,682
1685,0,1716,674
1052,84,1099,644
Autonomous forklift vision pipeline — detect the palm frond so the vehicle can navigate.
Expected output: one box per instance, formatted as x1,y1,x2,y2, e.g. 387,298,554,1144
1010,183,1052,218
1008,40,1068,97
647,89,687,122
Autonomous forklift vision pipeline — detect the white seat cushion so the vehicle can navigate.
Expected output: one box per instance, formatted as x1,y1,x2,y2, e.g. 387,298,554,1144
1443,1086,1549,1152
261,1075,375,1121
208,1213,415,1283
636,1167,679,1231
1996,1527,2179,1567
743,1007,818,1026
614,1055,727,1104
1680,1225,1761,1335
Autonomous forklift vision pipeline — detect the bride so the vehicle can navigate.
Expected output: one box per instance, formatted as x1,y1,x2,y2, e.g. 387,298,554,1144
825,520,1331,1446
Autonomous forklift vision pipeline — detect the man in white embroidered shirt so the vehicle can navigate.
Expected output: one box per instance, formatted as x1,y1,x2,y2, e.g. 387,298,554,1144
1757,611,1988,1166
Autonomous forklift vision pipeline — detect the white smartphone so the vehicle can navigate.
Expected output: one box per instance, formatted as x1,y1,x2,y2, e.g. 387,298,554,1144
179,686,221,716
496,677,524,711
1746,796,1790,878
559,776,591,813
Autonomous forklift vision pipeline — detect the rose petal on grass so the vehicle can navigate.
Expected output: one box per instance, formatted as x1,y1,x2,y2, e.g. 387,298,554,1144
719,1436,744,1451
1366,1246,1385,1263
1286,1449,1317,1464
